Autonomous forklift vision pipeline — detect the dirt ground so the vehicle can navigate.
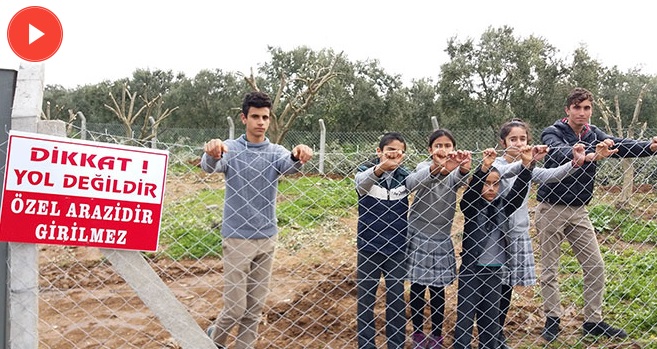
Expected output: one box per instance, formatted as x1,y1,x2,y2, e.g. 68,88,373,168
35,216,550,349
35,175,646,348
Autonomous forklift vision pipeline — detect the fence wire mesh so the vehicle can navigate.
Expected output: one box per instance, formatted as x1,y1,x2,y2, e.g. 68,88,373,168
16,125,657,348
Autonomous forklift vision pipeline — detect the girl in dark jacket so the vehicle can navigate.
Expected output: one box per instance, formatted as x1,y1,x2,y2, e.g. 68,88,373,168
453,146,533,349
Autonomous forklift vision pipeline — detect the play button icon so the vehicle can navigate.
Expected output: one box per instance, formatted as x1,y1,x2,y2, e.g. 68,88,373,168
29,24,45,45
7,6,63,62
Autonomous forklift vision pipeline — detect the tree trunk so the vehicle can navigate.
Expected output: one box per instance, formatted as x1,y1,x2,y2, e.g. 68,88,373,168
618,158,634,208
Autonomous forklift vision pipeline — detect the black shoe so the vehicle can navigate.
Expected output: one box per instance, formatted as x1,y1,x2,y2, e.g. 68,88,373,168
542,316,560,342
583,321,628,338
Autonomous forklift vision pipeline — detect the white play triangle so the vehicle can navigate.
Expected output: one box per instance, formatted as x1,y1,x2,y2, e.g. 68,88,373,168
28,24,44,45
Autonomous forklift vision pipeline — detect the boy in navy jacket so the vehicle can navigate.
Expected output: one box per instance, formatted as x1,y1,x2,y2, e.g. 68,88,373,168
355,132,410,349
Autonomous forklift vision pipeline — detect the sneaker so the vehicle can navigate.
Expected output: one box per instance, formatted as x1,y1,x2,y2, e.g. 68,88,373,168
411,331,428,349
426,335,443,349
541,316,560,342
582,321,628,338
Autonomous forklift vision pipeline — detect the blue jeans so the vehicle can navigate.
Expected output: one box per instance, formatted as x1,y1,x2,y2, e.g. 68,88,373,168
357,249,407,349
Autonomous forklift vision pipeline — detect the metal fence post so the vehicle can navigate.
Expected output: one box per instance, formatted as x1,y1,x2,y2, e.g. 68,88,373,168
319,119,326,174
227,116,234,140
149,116,158,149
431,116,439,130
77,111,87,140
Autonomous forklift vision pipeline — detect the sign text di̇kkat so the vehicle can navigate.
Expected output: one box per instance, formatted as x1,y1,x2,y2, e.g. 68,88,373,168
0,131,169,251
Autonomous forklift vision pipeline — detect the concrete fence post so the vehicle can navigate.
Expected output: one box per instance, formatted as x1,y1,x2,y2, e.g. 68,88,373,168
8,63,44,349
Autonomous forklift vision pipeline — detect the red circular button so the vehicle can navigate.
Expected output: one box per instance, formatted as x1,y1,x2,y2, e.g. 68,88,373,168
7,6,63,62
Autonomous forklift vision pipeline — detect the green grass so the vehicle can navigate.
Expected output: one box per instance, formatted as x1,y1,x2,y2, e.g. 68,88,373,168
166,161,196,175
158,175,357,259
556,248,657,344
605,249,657,335
276,176,356,236
547,204,657,343
589,204,657,243
158,189,225,259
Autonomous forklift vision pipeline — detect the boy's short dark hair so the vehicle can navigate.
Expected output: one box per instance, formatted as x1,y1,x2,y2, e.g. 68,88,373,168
378,132,406,151
242,91,273,115
566,87,593,108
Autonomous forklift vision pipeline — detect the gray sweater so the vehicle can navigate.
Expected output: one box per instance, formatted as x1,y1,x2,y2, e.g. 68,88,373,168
201,135,301,239
406,161,469,236
494,157,576,237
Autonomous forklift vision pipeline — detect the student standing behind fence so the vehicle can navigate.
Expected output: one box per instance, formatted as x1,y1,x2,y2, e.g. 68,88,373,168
454,146,534,349
404,129,471,349
354,132,410,349
536,87,657,342
201,91,313,349
493,119,586,347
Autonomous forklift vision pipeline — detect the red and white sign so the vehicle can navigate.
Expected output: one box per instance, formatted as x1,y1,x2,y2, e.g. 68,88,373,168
0,131,169,251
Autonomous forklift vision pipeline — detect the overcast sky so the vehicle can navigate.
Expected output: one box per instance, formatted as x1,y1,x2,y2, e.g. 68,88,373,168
1,0,655,88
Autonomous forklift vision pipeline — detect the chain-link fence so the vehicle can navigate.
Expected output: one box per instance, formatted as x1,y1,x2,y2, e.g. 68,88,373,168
18,125,657,348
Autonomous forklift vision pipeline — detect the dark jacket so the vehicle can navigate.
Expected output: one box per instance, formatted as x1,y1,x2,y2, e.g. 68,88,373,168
459,165,532,267
537,119,655,206
355,160,410,254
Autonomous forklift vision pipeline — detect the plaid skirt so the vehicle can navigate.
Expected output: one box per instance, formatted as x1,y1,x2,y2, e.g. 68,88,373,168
504,231,537,286
406,227,456,287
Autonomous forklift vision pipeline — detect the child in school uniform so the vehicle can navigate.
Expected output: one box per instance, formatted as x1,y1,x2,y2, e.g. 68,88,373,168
405,129,472,349
493,119,585,347
453,146,533,349
355,132,410,349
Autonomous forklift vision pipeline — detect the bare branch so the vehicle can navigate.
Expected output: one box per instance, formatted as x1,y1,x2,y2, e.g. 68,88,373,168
272,72,286,113
629,84,649,138
105,91,127,124
613,95,622,137
595,97,614,135
243,67,260,92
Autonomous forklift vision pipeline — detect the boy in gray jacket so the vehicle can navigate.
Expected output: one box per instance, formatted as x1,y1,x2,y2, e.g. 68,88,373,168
202,91,312,349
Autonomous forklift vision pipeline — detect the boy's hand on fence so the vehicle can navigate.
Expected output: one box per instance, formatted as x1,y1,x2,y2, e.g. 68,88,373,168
378,148,405,172
572,143,586,167
204,139,228,159
587,139,618,161
531,145,550,162
292,144,314,164
650,136,657,152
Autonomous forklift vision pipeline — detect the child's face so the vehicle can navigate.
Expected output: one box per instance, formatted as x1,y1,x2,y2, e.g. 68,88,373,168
501,126,528,158
482,170,501,201
429,135,455,159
